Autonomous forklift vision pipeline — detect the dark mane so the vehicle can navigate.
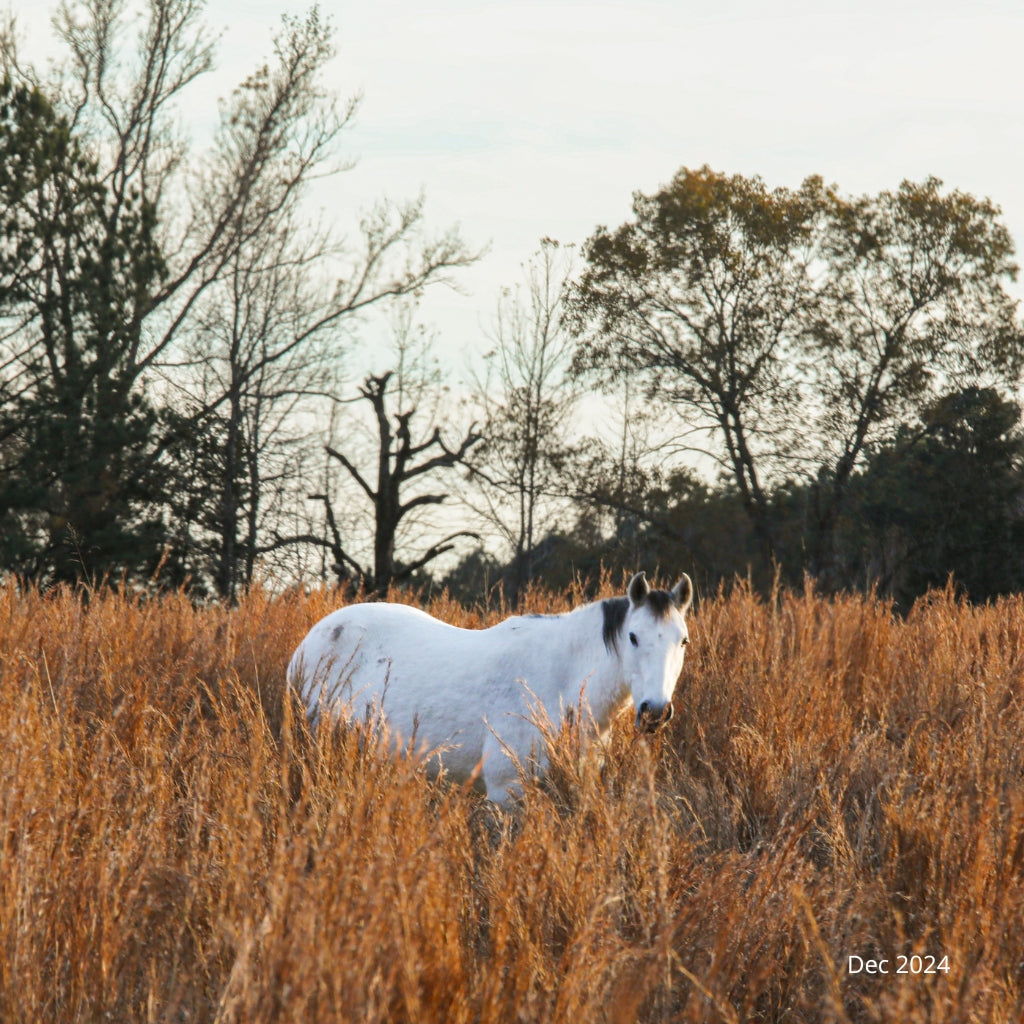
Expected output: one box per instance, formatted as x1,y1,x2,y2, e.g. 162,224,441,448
601,597,629,652
601,589,675,653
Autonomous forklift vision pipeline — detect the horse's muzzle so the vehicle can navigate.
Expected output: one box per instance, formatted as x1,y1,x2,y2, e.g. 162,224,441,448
636,701,674,733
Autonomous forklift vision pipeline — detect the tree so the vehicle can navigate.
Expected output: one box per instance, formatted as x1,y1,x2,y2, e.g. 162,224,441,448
289,371,481,594
468,239,581,601
161,156,341,600
0,78,168,581
808,177,1021,583
568,376,669,569
569,166,822,565
0,2,478,587
847,387,1024,604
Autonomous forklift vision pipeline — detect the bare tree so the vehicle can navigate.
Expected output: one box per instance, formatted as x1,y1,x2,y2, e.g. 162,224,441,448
287,372,478,594
468,240,581,601
161,207,336,596
580,377,664,549
272,307,481,595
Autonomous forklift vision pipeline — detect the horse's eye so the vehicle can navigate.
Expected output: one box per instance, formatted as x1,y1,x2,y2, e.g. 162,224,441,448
629,632,638,647
681,637,689,647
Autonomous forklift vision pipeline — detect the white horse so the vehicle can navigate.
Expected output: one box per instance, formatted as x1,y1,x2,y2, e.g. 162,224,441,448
288,571,693,804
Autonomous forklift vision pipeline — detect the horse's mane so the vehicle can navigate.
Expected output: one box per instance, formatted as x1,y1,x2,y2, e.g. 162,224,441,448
601,589,674,653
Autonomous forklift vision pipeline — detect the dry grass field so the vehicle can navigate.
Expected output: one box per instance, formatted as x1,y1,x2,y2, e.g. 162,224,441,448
1,575,1022,1022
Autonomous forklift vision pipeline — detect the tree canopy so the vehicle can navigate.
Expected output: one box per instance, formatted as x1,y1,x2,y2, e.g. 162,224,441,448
569,165,1022,593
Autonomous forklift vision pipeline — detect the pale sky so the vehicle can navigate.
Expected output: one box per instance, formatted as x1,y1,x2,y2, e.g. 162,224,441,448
12,0,1024,362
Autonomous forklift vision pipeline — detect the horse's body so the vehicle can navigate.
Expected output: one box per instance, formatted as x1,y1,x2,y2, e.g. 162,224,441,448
288,572,693,803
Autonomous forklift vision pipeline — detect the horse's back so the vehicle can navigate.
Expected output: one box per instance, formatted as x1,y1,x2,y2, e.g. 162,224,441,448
289,602,494,760
290,602,460,693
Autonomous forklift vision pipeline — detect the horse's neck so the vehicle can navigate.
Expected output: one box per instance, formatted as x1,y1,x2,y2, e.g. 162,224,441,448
561,601,628,730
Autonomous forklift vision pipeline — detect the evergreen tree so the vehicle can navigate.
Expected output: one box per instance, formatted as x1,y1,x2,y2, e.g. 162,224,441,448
0,80,167,582
849,387,1024,605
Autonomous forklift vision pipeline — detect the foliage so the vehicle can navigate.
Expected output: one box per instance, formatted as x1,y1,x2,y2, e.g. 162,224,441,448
843,387,1024,606
570,166,1022,587
0,78,168,582
446,385,1024,608
570,166,821,560
808,177,1022,581
2,580,1024,1020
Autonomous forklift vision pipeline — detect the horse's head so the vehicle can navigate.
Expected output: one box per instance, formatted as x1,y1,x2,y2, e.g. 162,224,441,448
619,571,693,732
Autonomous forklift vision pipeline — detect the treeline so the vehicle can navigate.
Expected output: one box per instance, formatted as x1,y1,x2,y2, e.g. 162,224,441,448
447,384,1024,610
1,2,1022,608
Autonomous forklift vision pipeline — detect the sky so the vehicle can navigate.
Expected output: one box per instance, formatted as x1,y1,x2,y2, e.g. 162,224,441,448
11,0,1024,365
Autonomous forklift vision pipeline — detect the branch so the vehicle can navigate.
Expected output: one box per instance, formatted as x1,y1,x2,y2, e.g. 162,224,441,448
399,492,448,515
394,530,481,582
406,425,442,460
325,445,376,501
265,530,367,580
403,425,482,481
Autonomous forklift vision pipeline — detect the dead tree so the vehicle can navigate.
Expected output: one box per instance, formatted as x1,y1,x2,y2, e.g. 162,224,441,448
305,372,481,593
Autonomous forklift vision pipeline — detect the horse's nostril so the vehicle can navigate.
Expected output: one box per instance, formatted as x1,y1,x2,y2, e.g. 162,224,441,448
639,700,650,716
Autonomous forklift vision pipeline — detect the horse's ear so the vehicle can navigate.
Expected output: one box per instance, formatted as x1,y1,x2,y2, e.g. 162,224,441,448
671,573,694,613
628,572,650,606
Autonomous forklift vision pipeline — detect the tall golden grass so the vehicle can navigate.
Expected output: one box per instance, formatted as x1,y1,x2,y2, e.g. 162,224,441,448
1,576,1022,1022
